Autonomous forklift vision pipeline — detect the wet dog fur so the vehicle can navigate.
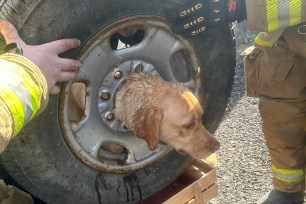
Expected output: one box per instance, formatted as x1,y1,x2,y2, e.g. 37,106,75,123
114,73,220,159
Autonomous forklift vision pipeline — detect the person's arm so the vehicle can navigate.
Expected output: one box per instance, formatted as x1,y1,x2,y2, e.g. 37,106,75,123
0,53,48,152
0,21,81,153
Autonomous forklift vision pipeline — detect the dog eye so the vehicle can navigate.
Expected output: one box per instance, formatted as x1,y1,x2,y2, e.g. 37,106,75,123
183,121,195,130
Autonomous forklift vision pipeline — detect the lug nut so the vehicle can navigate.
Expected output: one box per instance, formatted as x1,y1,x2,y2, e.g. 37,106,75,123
105,113,115,121
114,71,122,79
135,64,144,73
100,91,110,101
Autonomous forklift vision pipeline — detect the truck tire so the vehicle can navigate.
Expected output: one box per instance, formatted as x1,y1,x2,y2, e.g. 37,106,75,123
0,1,236,203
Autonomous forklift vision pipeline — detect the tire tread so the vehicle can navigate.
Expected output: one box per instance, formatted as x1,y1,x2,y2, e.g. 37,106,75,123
0,0,41,30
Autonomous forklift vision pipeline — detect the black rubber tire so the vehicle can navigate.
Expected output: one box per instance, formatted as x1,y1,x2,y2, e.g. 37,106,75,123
0,1,236,203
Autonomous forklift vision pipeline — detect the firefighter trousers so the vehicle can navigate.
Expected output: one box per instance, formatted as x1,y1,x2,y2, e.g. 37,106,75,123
245,23,306,193
259,99,306,192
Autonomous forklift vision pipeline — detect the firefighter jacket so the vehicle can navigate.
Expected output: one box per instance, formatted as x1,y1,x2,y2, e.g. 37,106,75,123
0,53,48,153
246,0,306,46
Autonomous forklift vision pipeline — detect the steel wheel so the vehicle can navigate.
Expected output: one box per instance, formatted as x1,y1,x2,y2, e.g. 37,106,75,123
60,16,201,173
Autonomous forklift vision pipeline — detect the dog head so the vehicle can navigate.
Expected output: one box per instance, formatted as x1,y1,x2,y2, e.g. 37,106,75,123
133,90,220,159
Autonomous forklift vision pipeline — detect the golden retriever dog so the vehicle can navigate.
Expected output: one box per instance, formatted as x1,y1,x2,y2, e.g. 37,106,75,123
113,73,220,159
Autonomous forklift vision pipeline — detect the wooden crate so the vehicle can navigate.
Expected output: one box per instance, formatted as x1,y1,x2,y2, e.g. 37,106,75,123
140,159,217,204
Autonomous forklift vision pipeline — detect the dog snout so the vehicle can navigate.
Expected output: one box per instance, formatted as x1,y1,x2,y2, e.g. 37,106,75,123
211,140,220,152
187,138,220,159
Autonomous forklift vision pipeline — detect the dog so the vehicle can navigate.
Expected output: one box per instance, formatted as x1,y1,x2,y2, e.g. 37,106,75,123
113,73,220,159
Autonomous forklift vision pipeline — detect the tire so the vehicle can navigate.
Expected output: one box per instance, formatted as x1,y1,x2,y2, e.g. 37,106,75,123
0,1,236,204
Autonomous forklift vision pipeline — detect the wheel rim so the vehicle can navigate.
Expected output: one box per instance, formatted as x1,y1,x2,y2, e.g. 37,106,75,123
59,15,201,173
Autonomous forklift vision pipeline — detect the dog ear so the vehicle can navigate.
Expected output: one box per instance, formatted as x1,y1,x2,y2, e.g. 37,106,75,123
133,108,163,151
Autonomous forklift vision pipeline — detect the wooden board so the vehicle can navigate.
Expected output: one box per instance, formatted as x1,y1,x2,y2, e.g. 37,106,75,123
140,159,217,204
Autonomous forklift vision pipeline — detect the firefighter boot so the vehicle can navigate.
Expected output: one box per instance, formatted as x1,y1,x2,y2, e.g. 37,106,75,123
258,189,305,204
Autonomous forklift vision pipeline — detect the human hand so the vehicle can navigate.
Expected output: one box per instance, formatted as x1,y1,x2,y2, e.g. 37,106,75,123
167,0,246,38
0,20,81,94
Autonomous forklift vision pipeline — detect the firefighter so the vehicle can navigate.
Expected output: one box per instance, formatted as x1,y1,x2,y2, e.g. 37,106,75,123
168,0,306,203
0,20,81,203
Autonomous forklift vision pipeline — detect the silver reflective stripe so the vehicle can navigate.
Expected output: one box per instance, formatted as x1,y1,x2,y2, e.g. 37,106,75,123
278,0,290,29
272,165,304,183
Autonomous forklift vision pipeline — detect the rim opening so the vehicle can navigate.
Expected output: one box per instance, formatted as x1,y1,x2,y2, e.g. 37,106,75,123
110,29,145,50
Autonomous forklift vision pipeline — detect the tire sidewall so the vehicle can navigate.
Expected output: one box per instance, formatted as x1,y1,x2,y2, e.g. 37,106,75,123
1,0,235,203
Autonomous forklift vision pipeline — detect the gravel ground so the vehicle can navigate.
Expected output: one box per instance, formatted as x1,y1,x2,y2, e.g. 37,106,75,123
210,22,274,204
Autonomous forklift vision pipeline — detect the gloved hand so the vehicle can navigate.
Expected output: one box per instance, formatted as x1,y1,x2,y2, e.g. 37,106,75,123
0,20,81,94
167,0,246,38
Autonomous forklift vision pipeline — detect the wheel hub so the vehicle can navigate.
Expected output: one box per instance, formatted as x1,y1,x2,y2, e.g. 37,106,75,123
98,60,158,132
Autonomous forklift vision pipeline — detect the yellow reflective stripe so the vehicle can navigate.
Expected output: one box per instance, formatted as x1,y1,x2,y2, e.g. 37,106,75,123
0,62,41,119
0,84,24,136
255,32,273,47
289,0,301,26
266,0,279,31
272,165,304,183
